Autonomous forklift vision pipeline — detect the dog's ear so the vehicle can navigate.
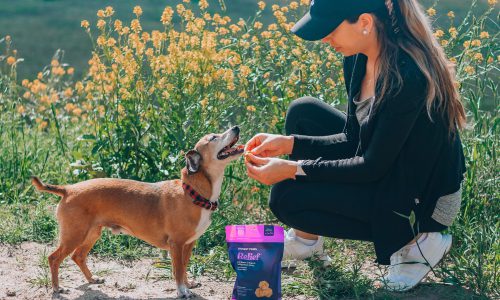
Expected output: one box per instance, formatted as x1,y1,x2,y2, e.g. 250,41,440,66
185,149,202,174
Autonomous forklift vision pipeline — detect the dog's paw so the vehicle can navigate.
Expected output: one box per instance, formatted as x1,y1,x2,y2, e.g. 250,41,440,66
177,284,194,299
52,287,70,294
89,277,105,284
185,280,201,289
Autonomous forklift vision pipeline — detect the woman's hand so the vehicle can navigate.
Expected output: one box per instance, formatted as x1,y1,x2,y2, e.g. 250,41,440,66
244,133,294,157
245,153,297,185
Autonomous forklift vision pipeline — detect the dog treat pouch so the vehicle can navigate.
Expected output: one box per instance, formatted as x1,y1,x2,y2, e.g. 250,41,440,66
226,224,284,300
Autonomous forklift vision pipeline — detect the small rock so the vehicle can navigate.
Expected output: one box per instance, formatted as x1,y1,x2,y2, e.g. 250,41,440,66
6,290,16,297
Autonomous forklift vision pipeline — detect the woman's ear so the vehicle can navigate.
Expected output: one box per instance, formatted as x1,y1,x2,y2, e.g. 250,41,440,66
358,13,374,33
185,150,202,174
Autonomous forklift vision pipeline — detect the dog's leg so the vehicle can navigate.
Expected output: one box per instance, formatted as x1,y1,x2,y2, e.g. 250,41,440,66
49,231,87,293
49,217,90,293
170,241,193,299
71,226,104,284
181,242,200,289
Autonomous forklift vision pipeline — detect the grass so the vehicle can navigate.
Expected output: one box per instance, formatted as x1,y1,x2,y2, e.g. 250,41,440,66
0,0,498,299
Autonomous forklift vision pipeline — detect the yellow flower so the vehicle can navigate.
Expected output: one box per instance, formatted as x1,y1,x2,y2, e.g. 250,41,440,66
433,29,444,38
114,20,123,31
17,105,26,114
427,7,436,16
447,11,455,18
480,31,489,39
161,7,174,24
258,1,266,10
39,121,48,130
64,88,73,98
246,105,256,112
474,53,483,62
97,9,105,18
487,56,494,64
199,0,208,10
133,6,143,17
105,6,114,16
471,39,481,47
268,24,278,31
441,39,449,47
449,27,457,38
73,108,82,116
131,19,142,32
261,31,272,39
107,38,116,47
290,2,299,9
67,67,74,75
51,59,59,67
271,96,278,103
463,41,471,48
37,72,43,80
239,90,248,98
6,56,16,65
488,0,497,6
97,19,106,29
23,91,31,99
81,20,90,28
254,22,263,29
200,98,208,108
450,57,457,64
229,24,241,33
464,65,475,75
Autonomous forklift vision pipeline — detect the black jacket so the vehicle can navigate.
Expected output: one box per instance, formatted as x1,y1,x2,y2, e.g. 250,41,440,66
291,52,467,264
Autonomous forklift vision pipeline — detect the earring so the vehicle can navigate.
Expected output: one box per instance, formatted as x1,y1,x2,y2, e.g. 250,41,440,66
362,29,369,35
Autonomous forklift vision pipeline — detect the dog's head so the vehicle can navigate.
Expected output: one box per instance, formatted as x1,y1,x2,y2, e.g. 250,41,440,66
185,126,244,176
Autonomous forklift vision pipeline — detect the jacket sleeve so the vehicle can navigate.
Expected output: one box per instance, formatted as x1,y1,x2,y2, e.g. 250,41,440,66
300,67,428,183
289,55,358,160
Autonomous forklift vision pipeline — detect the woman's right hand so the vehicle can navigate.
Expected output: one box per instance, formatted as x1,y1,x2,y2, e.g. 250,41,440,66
244,133,294,158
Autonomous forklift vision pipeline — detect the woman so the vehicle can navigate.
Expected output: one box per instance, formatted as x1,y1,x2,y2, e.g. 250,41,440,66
244,0,467,291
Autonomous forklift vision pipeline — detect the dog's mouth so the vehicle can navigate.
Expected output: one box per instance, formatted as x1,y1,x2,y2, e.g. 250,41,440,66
217,135,244,160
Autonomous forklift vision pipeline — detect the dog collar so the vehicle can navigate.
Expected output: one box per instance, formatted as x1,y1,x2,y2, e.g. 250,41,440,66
182,182,218,211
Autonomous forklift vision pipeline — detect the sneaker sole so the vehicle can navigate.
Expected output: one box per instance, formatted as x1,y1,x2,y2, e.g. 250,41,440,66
390,235,453,292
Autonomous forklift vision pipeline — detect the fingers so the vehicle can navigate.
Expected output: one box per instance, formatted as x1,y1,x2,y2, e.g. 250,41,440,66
244,134,264,152
245,153,268,166
245,161,261,181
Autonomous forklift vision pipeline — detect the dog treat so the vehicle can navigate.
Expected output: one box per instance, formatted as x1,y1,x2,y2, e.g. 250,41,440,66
226,225,284,299
255,281,273,298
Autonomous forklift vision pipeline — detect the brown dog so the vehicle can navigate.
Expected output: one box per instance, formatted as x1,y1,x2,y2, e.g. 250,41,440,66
32,126,244,298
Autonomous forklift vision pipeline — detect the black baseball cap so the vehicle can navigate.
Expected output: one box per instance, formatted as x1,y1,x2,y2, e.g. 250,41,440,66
291,0,387,41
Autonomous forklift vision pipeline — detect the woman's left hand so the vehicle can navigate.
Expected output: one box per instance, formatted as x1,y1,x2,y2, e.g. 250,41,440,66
244,153,297,185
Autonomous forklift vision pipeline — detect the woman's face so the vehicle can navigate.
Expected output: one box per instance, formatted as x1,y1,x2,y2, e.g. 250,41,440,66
321,14,376,57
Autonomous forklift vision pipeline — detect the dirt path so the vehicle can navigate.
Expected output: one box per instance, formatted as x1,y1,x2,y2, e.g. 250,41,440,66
0,242,235,300
0,242,477,300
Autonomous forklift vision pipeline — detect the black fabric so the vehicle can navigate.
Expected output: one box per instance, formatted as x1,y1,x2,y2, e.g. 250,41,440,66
291,0,386,41
279,52,466,264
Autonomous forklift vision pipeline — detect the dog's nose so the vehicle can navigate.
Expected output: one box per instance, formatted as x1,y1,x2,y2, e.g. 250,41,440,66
231,126,240,134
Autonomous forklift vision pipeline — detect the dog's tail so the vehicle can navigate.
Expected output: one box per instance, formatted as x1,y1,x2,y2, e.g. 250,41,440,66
31,176,66,197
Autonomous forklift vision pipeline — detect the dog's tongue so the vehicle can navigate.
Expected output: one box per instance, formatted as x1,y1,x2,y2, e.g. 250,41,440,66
222,144,244,156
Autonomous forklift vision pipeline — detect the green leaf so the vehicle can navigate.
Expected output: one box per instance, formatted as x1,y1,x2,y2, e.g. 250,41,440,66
72,151,83,160
409,210,416,228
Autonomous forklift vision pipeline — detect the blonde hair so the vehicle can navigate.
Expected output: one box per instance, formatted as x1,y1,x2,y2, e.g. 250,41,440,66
348,0,467,139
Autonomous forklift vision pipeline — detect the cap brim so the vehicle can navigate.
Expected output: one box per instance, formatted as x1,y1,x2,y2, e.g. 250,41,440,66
291,12,343,41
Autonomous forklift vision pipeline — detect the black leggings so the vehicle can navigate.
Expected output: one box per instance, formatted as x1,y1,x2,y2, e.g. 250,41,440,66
269,97,377,241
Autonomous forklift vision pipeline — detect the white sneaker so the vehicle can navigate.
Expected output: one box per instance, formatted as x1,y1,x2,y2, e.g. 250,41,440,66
281,228,332,268
382,232,452,291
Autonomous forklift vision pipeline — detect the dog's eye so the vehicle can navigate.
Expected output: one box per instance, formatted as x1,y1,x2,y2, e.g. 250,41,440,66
209,136,217,142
